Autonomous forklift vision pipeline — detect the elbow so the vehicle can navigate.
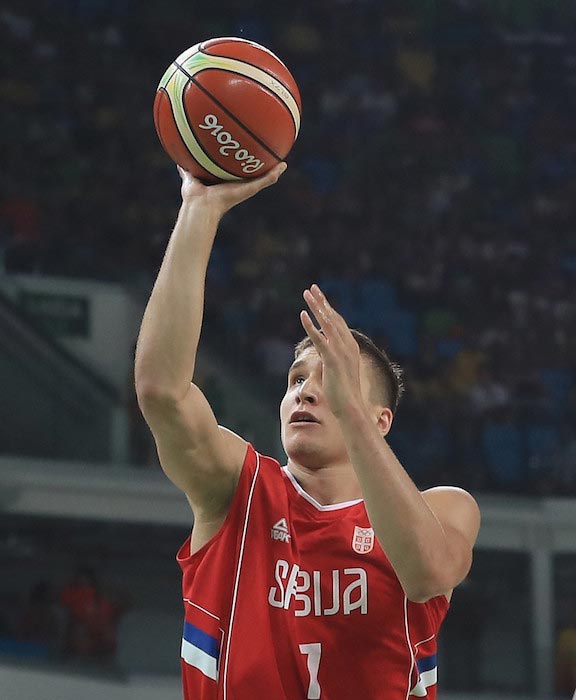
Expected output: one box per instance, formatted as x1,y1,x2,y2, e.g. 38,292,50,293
404,585,438,604
404,587,442,604
402,568,456,604
135,378,160,405
402,538,473,603
134,359,190,409
135,380,180,416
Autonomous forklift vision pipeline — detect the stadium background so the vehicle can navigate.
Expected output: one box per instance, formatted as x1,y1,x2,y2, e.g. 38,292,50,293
0,0,575,698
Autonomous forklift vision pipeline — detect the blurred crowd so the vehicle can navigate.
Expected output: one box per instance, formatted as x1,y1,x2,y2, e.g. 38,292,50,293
0,567,126,666
1,0,576,495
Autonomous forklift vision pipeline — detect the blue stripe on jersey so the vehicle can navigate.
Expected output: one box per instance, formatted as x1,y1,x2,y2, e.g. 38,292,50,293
417,653,437,674
183,621,219,660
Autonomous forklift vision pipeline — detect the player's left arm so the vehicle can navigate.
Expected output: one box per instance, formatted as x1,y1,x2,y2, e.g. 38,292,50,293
353,446,480,604
301,284,481,603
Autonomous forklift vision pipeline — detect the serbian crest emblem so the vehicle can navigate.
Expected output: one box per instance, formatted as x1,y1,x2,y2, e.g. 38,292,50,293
352,526,374,554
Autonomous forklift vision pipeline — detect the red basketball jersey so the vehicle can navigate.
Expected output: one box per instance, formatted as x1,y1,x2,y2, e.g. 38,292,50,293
177,444,449,699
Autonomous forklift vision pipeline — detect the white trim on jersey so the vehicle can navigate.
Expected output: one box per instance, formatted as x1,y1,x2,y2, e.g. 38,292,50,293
222,451,261,699
404,599,438,699
181,637,218,681
403,595,416,700
283,466,364,511
184,599,222,622
414,634,436,649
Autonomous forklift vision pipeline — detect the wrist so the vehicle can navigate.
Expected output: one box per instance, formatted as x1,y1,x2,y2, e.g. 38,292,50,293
179,197,223,229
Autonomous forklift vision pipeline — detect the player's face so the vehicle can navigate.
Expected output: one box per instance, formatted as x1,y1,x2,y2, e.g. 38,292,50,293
280,347,376,467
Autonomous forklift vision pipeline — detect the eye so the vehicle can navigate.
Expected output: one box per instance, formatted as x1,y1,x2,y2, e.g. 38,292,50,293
292,375,305,385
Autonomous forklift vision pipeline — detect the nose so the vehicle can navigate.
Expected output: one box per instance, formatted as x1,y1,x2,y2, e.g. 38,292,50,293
297,377,319,405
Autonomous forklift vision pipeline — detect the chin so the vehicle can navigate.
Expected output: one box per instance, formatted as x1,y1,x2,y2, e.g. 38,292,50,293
283,436,334,467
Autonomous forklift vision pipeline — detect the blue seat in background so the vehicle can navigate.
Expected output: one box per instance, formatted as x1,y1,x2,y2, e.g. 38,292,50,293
386,309,418,357
0,636,50,660
482,422,525,488
222,303,256,337
355,278,399,334
319,277,418,357
539,367,573,416
524,423,559,461
436,337,465,359
387,428,425,477
359,278,397,312
301,158,339,195
318,277,359,325
561,253,576,274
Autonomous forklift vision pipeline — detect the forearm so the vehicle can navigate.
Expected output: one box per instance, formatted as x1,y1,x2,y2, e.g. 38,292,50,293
340,405,452,600
135,200,221,399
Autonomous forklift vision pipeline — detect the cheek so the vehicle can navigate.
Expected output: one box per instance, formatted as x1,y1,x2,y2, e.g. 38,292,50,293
279,394,290,421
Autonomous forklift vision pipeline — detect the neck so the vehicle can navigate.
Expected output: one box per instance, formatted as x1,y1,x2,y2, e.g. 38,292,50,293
286,459,363,506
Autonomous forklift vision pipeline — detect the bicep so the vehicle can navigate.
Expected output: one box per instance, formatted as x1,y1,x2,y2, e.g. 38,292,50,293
139,382,247,513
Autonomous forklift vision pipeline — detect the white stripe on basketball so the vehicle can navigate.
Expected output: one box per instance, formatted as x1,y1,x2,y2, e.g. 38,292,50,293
162,66,242,181
201,37,285,66
181,637,218,681
172,43,202,69
222,452,261,700
179,51,301,136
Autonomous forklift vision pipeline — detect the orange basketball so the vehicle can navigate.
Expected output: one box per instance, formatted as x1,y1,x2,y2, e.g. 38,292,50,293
153,37,302,183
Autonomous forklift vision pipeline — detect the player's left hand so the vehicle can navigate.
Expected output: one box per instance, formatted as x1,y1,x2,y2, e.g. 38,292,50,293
300,284,364,419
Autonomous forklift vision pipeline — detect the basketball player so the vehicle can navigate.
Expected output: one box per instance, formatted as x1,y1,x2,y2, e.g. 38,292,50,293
135,162,481,699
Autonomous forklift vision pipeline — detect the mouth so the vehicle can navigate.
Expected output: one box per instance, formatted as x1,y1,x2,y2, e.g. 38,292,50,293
289,411,320,425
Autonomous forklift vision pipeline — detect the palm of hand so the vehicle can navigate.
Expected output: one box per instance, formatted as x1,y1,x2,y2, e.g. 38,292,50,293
178,163,287,214
301,285,365,418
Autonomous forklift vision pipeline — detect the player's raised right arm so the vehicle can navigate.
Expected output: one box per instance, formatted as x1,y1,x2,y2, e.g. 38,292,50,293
135,164,286,516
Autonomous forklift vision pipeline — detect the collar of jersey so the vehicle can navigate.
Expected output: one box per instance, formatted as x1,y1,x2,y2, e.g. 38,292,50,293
282,466,364,511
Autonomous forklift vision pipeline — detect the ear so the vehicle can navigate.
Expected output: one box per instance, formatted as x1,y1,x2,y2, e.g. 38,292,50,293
376,407,394,437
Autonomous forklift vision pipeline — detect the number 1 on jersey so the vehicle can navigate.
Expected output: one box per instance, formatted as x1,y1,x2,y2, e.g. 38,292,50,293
299,643,321,699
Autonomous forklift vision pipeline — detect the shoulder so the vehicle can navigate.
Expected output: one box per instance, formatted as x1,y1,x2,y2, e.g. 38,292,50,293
218,431,282,487
218,425,250,456
186,437,279,556
422,485,480,510
421,486,481,545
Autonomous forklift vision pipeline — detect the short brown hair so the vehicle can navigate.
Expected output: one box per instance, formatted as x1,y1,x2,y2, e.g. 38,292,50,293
294,330,404,412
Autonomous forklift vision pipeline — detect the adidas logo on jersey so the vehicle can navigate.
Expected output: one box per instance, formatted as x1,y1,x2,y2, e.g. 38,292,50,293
271,518,291,543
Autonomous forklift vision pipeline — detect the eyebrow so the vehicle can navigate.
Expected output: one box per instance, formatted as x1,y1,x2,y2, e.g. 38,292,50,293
288,358,307,374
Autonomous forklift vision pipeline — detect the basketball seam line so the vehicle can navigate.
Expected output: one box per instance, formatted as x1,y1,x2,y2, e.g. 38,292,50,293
201,67,298,135
198,45,300,131
198,65,297,133
164,63,181,87
199,42,298,98
198,44,302,133
175,61,283,163
197,44,302,135
157,87,222,179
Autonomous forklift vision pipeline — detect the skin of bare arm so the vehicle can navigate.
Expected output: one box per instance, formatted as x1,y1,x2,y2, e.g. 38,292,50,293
299,284,481,603
135,164,287,539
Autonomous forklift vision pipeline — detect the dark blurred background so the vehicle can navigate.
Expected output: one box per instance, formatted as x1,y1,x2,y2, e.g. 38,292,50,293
0,1,574,698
